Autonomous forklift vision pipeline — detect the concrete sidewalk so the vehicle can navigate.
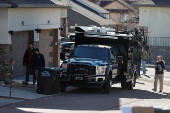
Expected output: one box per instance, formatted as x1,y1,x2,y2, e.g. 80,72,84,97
0,75,76,108
0,75,54,107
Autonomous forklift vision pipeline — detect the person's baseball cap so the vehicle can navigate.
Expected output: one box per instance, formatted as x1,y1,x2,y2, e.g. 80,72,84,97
35,48,39,52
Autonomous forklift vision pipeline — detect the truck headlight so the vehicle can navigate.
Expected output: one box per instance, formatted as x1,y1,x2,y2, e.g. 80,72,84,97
96,66,107,75
61,63,67,72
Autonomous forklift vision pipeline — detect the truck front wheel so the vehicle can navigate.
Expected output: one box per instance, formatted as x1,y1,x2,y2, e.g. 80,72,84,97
121,75,127,89
121,79,127,89
60,87,66,92
60,81,67,92
127,72,136,90
104,75,111,94
133,72,137,87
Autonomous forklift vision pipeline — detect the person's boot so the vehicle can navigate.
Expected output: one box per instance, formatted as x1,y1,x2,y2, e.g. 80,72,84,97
33,82,35,85
22,80,28,85
33,80,36,85
152,88,157,92
4,75,11,85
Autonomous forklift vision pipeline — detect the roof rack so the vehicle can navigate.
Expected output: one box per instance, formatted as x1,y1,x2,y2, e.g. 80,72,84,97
75,26,146,39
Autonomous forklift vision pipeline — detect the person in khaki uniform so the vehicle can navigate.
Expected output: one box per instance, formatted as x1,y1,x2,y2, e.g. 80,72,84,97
152,56,165,92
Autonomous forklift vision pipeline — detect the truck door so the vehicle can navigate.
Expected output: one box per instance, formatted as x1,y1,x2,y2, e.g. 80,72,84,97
111,49,118,79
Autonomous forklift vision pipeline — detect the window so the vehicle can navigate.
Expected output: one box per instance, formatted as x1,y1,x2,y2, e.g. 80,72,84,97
49,42,53,46
49,31,53,36
71,46,110,60
112,46,120,56
111,50,116,59
49,52,53,57
118,46,127,56
120,13,129,22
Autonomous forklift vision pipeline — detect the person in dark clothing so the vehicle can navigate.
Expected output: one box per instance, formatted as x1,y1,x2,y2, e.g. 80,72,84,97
34,48,45,69
23,43,36,85
34,48,45,83
152,56,165,92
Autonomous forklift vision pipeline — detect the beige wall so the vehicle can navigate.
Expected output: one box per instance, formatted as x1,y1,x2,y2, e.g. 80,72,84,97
0,9,10,44
61,8,67,18
110,13,121,23
39,29,54,67
139,7,170,37
104,1,128,10
8,8,61,28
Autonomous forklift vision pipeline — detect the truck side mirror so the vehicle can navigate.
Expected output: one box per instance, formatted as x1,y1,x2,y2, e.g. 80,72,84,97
60,52,66,61
111,58,116,63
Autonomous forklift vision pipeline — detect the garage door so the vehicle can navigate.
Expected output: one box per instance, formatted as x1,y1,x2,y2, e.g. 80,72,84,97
11,32,29,77
39,29,54,67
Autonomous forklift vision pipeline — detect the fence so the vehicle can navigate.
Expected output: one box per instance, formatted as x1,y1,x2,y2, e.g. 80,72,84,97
147,37,170,47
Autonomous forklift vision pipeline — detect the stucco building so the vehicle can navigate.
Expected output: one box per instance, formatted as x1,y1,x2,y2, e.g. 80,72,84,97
89,0,138,30
0,0,71,78
134,0,170,64
100,0,135,24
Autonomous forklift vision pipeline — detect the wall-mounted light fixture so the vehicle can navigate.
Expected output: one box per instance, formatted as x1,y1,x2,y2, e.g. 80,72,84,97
59,27,63,31
35,29,41,33
22,21,24,25
47,20,50,24
9,31,14,35
11,4,18,8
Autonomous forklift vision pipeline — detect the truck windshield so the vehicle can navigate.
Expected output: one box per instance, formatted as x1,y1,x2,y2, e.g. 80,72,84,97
71,46,110,60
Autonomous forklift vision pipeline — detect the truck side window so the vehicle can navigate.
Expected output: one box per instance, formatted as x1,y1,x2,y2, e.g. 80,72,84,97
111,46,120,56
111,50,116,59
118,46,127,56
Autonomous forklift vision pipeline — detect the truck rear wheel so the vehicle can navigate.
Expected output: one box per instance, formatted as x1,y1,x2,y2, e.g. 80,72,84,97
121,80,127,89
133,72,137,87
121,75,127,89
127,81,133,90
127,74,136,90
104,75,111,94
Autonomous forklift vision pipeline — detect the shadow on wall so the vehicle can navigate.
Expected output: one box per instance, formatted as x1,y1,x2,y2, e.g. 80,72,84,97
147,46,170,65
